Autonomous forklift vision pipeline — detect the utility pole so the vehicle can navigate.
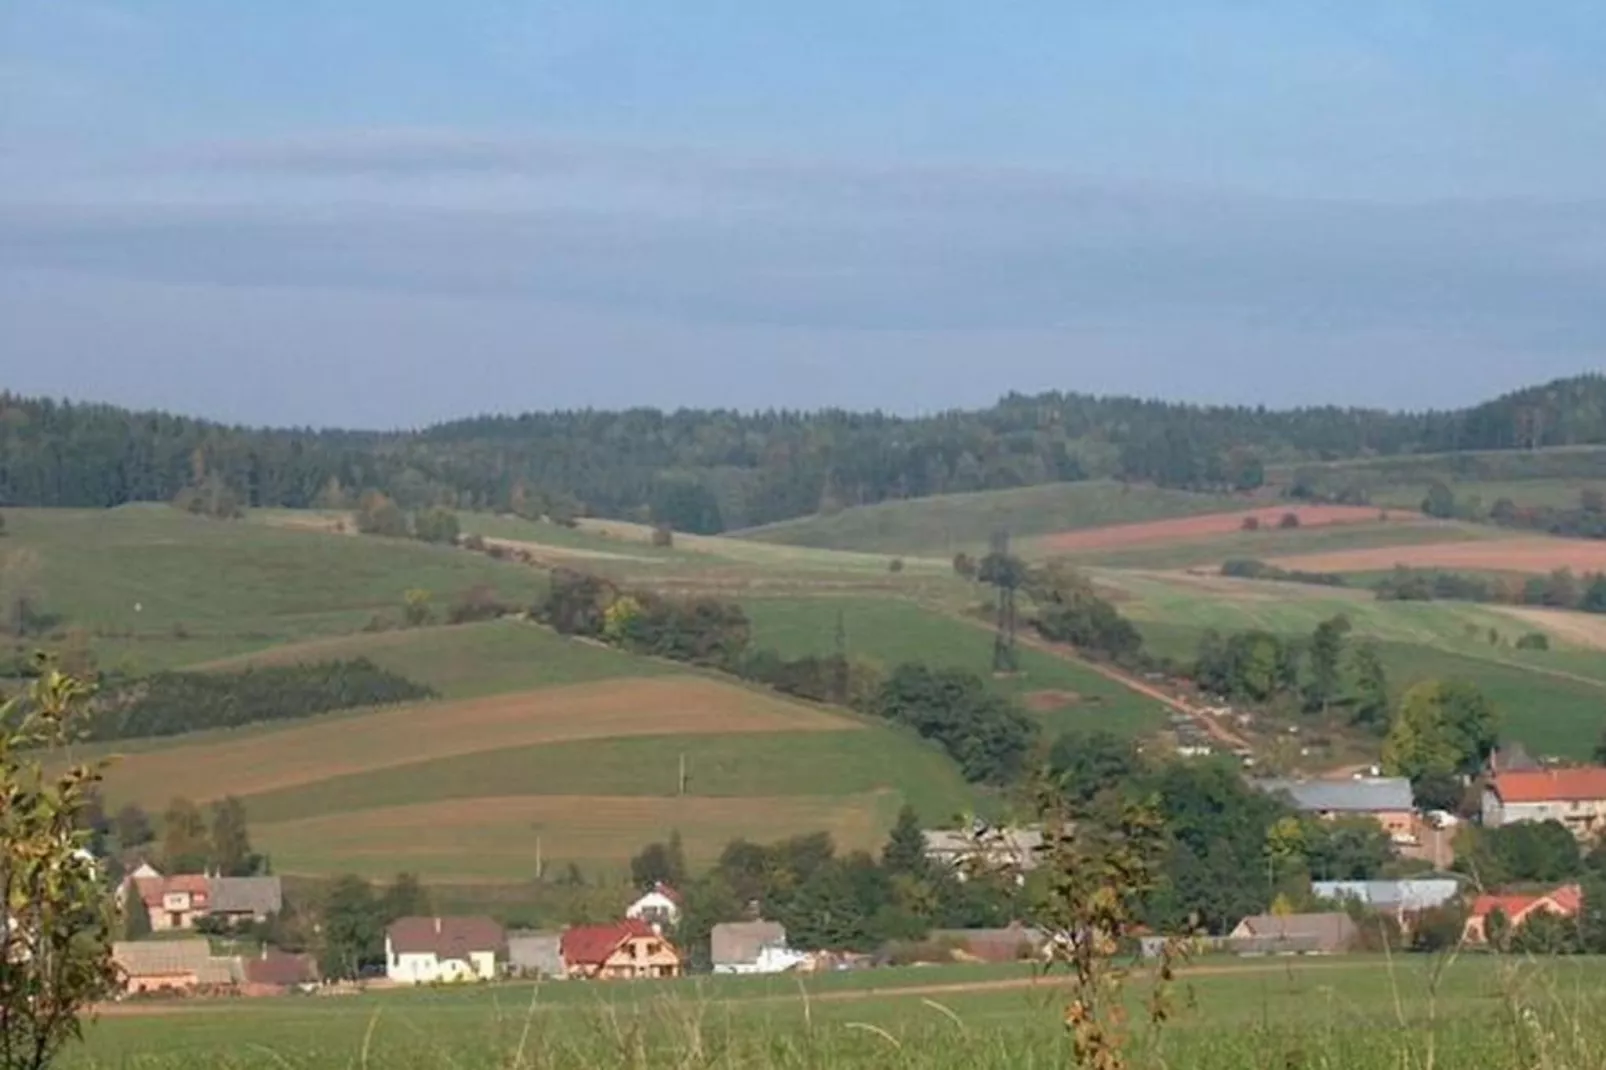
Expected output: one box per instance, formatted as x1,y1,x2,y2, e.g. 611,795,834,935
834,606,849,703
989,529,1019,674
678,752,687,796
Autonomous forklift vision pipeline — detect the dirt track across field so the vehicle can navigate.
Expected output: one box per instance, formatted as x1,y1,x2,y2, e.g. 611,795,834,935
1489,605,1606,651
1269,536,1606,575
1035,505,1398,554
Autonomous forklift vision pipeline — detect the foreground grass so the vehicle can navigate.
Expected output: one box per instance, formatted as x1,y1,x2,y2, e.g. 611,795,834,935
65,955,1606,1069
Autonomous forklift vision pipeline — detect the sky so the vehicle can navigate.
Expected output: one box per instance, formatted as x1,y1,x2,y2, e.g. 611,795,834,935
2,2,1604,428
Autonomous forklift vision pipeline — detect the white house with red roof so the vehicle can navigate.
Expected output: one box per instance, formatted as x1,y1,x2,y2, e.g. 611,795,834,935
624,882,682,930
1483,768,1606,841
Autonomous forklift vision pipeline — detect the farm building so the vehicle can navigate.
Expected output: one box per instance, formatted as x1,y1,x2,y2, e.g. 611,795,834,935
1254,777,1416,844
1228,913,1357,955
507,931,565,978
711,920,807,974
112,939,241,995
120,866,283,932
385,916,505,984
1482,768,1606,841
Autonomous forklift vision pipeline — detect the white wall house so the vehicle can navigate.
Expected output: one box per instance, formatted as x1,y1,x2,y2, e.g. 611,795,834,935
625,883,682,929
385,916,504,985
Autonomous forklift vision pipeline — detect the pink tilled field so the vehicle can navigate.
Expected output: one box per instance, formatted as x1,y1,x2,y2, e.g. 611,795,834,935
1033,505,1394,554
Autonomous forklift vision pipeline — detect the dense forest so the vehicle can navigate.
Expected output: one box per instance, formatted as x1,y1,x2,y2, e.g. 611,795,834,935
1,374,1603,532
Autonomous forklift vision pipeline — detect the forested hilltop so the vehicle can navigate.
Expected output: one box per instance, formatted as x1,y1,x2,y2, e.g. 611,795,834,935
1,374,1603,532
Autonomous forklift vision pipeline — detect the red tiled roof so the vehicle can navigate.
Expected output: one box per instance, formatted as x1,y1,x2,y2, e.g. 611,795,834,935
1493,768,1606,803
560,920,655,966
131,874,211,909
1470,884,1582,922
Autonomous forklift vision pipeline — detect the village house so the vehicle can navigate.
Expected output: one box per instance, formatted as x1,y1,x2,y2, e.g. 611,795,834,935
1228,913,1357,955
710,921,807,975
1256,777,1417,844
385,916,505,984
121,865,284,932
112,939,241,996
624,882,682,930
560,920,682,980
1462,884,1582,944
1482,768,1606,841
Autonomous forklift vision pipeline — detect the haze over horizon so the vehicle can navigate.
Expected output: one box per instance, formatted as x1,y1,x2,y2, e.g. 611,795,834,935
3,2,1604,428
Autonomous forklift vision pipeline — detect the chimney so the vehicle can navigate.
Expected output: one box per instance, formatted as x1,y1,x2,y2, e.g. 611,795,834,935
434,916,442,934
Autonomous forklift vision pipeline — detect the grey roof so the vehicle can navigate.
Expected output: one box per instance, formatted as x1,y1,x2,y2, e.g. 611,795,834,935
112,940,242,985
208,877,282,916
1255,777,1413,813
1233,913,1357,951
711,921,788,966
507,931,564,976
388,916,506,958
1313,880,1461,912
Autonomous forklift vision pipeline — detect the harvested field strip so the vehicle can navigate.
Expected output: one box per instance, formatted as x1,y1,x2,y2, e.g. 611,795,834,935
238,731,976,825
1269,537,1606,575
256,792,900,881
1031,505,1400,554
100,677,856,807
1489,606,1606,651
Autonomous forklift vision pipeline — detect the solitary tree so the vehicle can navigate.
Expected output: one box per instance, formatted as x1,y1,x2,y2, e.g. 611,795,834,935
208,796,257,877
379,873,432,922
0,668,120,1070
159,797,210,874
881,805,929,878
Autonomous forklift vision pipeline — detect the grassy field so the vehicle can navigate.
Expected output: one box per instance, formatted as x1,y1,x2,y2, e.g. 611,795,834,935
742,596,1169,738
735,480,1249,555
1113,572,1606,759
1266,444,1606,508
0,506,549,672
64,955,1606,1069
93,621,978,880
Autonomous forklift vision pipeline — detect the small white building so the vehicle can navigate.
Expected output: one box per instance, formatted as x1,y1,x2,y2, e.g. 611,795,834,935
625,882,682,930
385,916,504,985
710,920,807,975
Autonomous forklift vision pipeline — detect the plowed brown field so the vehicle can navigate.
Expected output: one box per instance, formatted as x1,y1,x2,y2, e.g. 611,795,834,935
1035,505,1394,554
100,677,855,806
1268,537,1606,576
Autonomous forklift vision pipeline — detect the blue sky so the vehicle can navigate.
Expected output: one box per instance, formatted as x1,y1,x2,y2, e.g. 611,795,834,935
2,1,1604,427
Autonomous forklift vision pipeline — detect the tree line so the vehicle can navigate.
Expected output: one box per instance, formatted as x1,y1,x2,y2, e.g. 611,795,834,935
3,374,1604,531
1375,564,1606,615
85,659,436,741
540,570,1038,786
1422,481,1606,541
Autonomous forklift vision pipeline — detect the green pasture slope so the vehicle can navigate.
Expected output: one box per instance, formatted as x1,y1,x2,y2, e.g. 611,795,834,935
0,506,548,672
735,480,1248,555
743,595,1168,738
1111,572,1606,759
1267,444,1606,510
67,955,1606,1069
